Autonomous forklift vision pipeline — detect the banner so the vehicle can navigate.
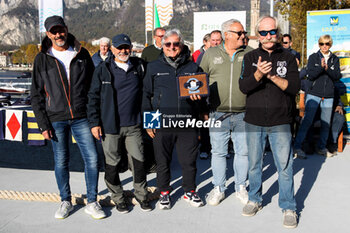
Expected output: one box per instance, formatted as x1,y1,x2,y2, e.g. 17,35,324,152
193,11,246,51
38,0,64,32
5,110,23,141
145,0,153,31
26,111,45,146
307,9,350,72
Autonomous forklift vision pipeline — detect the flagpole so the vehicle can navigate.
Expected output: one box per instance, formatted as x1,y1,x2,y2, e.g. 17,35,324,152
152,0,154,45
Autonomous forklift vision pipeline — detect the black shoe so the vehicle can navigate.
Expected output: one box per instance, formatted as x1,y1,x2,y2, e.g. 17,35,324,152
327,143,338,155
116,202,129,214
136,198,152,212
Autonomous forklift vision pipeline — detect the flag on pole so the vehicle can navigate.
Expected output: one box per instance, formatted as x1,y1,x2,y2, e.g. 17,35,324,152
154,4,161,29
5,110,23,141
0,110,4,140
145,0,173,31
38,0,64,32
155,0,173,27
26,111,45,146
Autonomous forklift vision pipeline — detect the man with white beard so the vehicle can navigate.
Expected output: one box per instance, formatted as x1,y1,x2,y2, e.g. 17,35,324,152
87,34,151,214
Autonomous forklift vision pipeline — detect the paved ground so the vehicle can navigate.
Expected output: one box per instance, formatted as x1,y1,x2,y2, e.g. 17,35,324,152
0,141,349,233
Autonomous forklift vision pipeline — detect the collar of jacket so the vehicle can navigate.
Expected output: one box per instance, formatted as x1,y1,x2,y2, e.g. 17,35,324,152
40,33,82,54
218,43,246,55
317,49,333,58
159,44,191,66
257,42,284,54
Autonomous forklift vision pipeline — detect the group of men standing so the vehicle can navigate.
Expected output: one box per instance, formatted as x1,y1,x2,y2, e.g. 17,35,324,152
31,15,300,228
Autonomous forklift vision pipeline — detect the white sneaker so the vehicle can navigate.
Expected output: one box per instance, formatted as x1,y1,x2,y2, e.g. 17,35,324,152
55,201,74,219
206,186,225,206
85,201,106,219
235,185,248,204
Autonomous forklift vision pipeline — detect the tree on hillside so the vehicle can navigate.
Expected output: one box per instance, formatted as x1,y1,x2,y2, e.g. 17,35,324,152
25,44,39,65
276,0,350,66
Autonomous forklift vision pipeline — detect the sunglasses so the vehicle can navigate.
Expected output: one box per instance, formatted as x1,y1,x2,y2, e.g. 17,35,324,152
227,30,247,37
258,29,278,36
282,41,289,44
319,42,331,46
164,42,180,48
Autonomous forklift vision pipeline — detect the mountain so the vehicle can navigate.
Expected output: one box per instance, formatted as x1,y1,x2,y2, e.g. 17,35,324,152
0,0,270,48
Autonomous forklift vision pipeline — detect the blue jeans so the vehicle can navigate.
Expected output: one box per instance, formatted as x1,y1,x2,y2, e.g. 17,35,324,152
51,118,99,203
294,94,333,150
246,123,296,211
209,112,248,192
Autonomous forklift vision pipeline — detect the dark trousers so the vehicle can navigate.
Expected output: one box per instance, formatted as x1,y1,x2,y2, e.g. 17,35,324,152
153,129,199,192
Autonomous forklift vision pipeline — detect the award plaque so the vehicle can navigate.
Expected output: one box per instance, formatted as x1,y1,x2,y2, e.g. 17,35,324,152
176,72,209,99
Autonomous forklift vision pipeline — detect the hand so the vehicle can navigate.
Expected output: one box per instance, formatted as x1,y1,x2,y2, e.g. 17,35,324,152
254,56,272,81
146,128,156,138
335,106,343,115
321,58,328,70
91,126,102,140
42,129,53,140
190,94,201,101
201,113,209,121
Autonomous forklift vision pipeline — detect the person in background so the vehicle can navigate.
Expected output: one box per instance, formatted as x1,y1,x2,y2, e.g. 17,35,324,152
282,34,301,65
31,15,105,220
141,27,166,62
92,37,112,67
196,30,223,65
192,33,210,62
294,34,341,159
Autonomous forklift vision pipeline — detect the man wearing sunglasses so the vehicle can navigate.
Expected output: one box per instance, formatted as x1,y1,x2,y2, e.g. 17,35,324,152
239,15,300,228
200,19,252,207
142,29,205,210
282,34,300,66
88,34,151,213
31,15,105,220
141,27,166,62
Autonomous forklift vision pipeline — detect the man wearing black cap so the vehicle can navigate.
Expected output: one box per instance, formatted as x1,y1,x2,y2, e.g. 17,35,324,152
31,15,106,220
87,34,151,213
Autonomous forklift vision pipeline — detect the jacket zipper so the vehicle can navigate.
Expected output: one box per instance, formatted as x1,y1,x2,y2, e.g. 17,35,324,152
229,62,233,111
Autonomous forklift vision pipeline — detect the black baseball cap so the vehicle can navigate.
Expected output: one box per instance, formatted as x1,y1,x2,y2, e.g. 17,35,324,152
44,15,66,32
112,34,131,48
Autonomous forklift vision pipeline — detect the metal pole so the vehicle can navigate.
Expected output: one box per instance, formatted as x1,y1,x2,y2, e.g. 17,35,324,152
302,35,305,67
270,0,274,17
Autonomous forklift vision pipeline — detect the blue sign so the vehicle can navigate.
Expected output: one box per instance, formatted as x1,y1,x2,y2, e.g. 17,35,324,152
143,110,162,129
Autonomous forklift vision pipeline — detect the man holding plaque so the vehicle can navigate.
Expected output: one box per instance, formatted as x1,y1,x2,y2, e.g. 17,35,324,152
142,29,205,210
200,19,252,206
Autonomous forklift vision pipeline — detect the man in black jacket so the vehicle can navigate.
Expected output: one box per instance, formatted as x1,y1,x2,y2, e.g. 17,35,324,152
142,29,204,210
87,34,151,213
239,16,300,228
31,15,105,219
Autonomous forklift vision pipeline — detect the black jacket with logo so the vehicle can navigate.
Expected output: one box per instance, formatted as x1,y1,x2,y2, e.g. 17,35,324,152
87,56,145,134
306,50,341,98
239,44,300,127
142,46,204,117
31,33,94,132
